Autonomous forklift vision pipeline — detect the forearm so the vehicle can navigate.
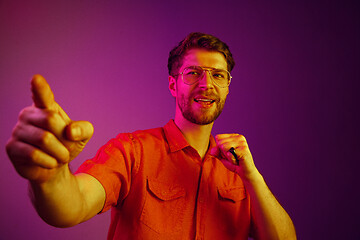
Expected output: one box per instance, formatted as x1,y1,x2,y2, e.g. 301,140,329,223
29,164,88,228
243,171,296,240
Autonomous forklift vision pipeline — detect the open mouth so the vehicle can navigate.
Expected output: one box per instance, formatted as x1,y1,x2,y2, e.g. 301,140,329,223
194,98,215,104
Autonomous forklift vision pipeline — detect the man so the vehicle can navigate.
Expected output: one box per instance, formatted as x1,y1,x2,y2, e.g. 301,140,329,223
6,33,296,239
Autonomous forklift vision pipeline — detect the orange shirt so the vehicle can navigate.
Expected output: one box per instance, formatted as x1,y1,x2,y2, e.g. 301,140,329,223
76,120,251,239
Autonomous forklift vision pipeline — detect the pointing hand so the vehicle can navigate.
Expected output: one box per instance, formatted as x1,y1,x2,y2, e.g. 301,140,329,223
6,75,94,183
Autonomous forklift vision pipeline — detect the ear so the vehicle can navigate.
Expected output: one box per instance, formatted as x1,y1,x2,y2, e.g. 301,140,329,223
168,75,177,97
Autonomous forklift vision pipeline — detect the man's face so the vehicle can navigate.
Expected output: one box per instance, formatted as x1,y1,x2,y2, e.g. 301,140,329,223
169,48,229,125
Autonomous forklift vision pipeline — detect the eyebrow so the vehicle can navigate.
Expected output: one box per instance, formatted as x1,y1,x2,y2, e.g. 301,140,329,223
183,65,227,71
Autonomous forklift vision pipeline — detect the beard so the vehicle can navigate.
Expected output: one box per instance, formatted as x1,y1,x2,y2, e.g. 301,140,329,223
177,91,226,125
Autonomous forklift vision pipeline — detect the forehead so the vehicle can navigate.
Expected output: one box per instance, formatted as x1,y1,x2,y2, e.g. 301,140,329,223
181,49,227,70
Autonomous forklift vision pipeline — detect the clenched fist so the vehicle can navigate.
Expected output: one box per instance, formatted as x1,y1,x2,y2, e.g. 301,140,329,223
211,133,259,180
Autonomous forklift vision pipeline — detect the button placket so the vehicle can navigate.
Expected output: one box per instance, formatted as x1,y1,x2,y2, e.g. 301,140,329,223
196,157,212,238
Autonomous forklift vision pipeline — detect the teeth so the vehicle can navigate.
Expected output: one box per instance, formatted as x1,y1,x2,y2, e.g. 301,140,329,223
195,98,215,103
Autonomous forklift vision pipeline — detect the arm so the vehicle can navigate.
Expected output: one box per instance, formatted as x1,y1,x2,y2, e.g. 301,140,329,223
29,171,105,227
212,134,296,240
243,170,296,239
6,75,105,227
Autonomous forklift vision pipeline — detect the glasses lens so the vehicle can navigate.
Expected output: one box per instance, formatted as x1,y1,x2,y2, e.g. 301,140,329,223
211,69,230,87
182,66,203,84
181,66,231,87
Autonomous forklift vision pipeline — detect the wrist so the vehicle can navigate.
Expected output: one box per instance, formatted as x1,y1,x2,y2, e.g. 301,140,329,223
30,163,71,187
240,169,264,185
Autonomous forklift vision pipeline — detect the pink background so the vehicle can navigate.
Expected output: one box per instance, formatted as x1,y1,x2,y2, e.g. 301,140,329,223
1,0,359,239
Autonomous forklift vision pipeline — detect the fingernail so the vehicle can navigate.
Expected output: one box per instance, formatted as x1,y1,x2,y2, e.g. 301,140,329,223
71,126,81,139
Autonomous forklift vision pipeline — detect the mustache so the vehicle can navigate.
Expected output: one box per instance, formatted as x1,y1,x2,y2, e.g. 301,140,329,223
191,91,220,101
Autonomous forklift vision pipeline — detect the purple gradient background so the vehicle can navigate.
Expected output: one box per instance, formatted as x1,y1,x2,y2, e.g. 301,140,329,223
1,0,359,239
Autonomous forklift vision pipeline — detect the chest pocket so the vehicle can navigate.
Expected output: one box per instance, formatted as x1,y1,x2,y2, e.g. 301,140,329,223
218,186,247,202
140,178,186,233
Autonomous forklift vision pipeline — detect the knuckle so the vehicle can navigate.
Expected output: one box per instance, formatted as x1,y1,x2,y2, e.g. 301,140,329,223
39,131,53,146
5,139,15,156
45,111,61,129
18,107,31,122
61,149,70,163
11,123,21,138
29,148,40,163
237,134,245,140
45,111,57,125
12,121,27,137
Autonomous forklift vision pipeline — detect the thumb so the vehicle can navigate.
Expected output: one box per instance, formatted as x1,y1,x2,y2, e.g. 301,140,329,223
65,121,94,142
211,146,238,172
31,74,55,109
210,146,221,158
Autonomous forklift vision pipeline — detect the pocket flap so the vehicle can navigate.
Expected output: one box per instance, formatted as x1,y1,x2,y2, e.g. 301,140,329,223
218,186,247,202
147,179,186,201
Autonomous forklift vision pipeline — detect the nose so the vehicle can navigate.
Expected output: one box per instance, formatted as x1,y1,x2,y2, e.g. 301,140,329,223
198,70,213,89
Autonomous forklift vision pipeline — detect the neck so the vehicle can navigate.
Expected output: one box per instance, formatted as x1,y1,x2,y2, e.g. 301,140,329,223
174,117,213,159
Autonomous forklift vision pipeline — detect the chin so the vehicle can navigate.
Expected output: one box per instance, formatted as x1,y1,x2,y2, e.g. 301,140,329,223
183,110,222,125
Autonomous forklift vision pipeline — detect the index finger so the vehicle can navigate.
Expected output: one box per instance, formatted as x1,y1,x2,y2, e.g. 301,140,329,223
31,74,55,109
215,133,240,140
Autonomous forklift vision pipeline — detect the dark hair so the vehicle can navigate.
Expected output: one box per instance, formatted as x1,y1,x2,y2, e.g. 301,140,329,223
168,32,235,76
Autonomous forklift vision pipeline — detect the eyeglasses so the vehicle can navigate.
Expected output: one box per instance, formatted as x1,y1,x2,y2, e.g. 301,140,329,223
175,66,232,88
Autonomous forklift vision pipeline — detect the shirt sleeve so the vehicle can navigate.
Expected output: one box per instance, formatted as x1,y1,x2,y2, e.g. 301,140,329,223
75,133,140,213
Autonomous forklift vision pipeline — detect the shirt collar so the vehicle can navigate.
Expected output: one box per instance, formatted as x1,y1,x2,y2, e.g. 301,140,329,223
164,120,190,152
163,119,216,153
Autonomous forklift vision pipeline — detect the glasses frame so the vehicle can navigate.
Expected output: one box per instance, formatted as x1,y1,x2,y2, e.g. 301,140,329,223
174,66,232,88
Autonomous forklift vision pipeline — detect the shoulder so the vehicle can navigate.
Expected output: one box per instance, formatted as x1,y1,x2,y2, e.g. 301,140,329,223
113,126,166,145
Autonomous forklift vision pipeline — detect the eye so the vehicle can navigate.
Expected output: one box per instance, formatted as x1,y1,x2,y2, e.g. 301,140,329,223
184,67,202,77
186,71,200,76
212,71,226,79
